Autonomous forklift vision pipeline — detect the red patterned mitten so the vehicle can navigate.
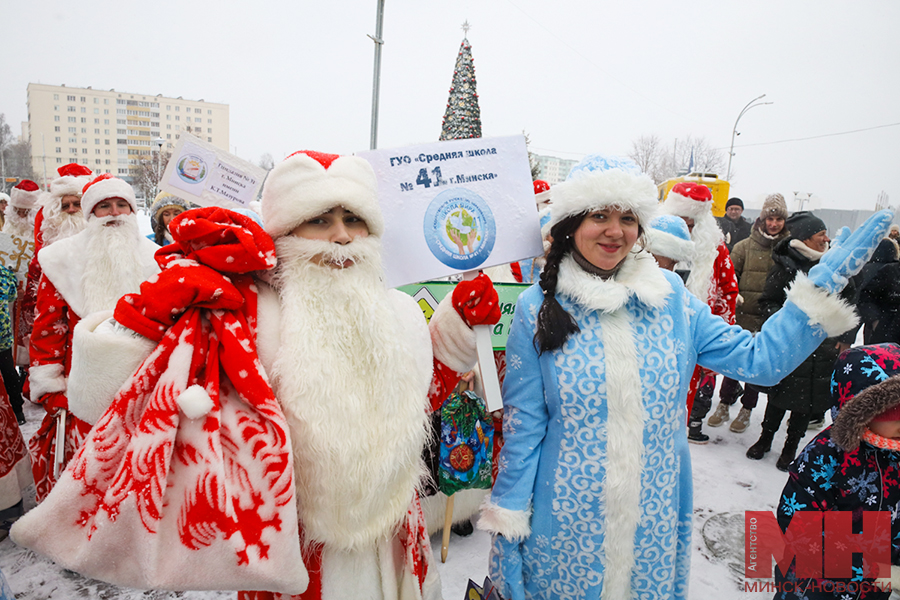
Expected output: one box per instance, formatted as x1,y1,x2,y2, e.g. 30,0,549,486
452,273,501,327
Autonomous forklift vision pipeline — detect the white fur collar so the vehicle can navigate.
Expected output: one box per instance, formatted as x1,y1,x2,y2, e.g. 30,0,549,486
556,251,672,313
38,228,160,318
790,238,826,262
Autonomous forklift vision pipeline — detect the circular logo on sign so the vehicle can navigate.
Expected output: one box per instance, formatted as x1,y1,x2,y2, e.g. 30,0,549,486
176,155,208,184
423,188,496,270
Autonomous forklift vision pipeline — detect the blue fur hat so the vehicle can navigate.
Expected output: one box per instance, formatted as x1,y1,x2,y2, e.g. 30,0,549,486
646,215,694,263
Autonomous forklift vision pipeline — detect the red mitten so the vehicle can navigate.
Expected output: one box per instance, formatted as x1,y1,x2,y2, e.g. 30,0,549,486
452,273,501,327
40,392,68,415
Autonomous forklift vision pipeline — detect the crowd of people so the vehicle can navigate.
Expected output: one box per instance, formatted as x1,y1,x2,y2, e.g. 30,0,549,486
0,155,896,600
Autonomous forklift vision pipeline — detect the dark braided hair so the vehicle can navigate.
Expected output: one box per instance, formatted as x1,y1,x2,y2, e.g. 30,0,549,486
534,213,585,354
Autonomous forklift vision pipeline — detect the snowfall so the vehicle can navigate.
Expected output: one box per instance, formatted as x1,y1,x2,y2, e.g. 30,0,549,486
0,213,886,599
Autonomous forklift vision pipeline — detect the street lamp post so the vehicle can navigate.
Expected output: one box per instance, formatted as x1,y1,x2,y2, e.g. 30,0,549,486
153,137,164,208
368,0,386,150
726,94,773,181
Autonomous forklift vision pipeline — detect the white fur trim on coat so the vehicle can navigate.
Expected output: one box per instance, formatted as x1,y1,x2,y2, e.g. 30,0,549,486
477,499,533,541
785,273,859,338
556,251,673,313
261,153,384,240
29,363,66,402
549,169,659,230
421,488,488,535
428,294,477,374
37,227,160,318
81,177,138,217
68,310,156,424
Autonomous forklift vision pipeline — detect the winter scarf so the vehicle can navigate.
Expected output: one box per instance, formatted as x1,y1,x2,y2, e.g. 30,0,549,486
12,207,308,595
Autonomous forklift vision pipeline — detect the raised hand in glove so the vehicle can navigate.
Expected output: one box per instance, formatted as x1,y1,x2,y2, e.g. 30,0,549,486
808,209,894,294
489,534,525,600
452,272,501,327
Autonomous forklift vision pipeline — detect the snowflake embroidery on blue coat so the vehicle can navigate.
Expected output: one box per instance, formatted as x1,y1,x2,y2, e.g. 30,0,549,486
781,492,807,516
508,353,522,371
503,405,522,436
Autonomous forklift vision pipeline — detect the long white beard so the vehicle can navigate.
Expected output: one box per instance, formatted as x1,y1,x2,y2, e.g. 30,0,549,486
682,214,724,305
42,210,85,245
2,211,34,240
271,235,427,551
81,214,145,314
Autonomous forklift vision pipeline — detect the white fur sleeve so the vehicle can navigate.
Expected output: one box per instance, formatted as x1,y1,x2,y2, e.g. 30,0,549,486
428,293,477,374
67,310,156,424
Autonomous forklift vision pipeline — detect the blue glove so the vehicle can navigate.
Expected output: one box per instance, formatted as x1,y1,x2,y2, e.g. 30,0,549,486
489,534,526,600
807,210,894,294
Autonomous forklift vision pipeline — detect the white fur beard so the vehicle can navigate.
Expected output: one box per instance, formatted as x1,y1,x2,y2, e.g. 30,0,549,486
271,235,428,551
42,211,86,245
2,213,33,239
80,214,145,314
683,215,723,304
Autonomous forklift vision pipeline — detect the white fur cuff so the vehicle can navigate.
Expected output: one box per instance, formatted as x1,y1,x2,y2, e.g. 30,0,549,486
477,498,532,542
29,363,66,402
429,294,477,374
67,310,156,424
785,273,859,338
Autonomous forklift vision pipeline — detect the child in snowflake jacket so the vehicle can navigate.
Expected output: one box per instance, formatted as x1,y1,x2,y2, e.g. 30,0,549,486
775,343,900,599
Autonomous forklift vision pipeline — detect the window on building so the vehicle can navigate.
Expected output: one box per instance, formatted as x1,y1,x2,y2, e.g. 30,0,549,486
94,108,99,114
80,96,86,102
70,148,77,154
104,99,109,105
105,149,110,155
95,150,100,155
54,105,59,111
81,138,87,143
55,116,60,122
104,119,109,125
94,98,99,104
68,117,75,122
195,108,201,113
54,126,60,132
207,109,212,115
67,106,75,112
81,118,86,123
54,94,59,100
166,124,171,130
207,119,212,123
81,128,86,133
95,139,100,144
95,159,101,165
166,134,171,139
67,95,75,101
208,137,212,142
81,107,86,113
94,118,99,124
68,127,76,133
55,136,61,142
175,116,180,121
105,159,110,165
56,158,62,164
104,109,109,114
69,137,76,143
55,147,61,153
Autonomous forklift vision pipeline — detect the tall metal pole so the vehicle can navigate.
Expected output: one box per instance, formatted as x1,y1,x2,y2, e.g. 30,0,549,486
368,0,385,150
726,94,772,181
41,133,48,189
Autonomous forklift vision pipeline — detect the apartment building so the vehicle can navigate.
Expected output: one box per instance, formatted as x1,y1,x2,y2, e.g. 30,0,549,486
532,153,579,185
25,83,229,187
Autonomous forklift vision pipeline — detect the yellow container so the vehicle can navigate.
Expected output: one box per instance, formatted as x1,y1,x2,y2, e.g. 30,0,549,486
658,173,731,218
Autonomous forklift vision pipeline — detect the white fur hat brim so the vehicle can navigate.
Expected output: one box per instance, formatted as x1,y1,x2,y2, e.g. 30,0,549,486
549,169,659,230
663,190,713,219
10,187,41,210
49,175,92,201
81,177,137,218
261,153,384,239
646,229,695,263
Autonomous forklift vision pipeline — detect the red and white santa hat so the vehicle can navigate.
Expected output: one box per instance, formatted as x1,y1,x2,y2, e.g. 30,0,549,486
49,163,94,201
260,150,384,239
662,181,713,219
80,173,138,218
10,179,42,210
533,179,551,208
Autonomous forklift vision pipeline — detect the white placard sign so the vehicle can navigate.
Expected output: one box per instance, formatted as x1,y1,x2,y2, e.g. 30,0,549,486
356,135,544,288
160,133,266,209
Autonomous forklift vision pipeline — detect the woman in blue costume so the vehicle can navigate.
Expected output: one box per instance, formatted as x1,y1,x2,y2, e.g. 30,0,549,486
477,155,893,600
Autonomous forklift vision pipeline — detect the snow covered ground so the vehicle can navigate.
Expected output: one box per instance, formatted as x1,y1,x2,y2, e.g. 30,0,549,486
2,385,830,600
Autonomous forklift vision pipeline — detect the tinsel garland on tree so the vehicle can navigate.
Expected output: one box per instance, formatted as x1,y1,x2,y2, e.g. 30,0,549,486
439,37,482,140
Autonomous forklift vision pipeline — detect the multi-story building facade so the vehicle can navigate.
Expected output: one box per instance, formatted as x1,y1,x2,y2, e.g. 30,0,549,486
25,83,229,188
532,153,579,185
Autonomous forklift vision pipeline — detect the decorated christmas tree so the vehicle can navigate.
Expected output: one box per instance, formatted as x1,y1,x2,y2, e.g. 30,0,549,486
440,23,482,141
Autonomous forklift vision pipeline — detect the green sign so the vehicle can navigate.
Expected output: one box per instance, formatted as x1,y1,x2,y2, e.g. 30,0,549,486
396,281,530,351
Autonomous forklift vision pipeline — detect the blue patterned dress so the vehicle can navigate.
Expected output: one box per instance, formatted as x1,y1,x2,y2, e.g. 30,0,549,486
482,251,856,600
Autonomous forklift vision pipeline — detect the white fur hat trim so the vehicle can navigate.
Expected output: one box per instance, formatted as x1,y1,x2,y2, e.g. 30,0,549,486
81,176,137,218
549,168,659,230
261,152,384,239
663,189,712,220
49,176,92,201
646,228,694,263
10,186,41,210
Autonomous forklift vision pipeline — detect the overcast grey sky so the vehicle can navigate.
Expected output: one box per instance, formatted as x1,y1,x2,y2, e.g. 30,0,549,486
3,0,898,211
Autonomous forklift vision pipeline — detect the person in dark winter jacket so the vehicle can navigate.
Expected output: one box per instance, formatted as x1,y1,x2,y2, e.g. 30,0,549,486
748,211,857,470
773,343,900,599
709,193,790,433
716,197,752,252
856,238,900,345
